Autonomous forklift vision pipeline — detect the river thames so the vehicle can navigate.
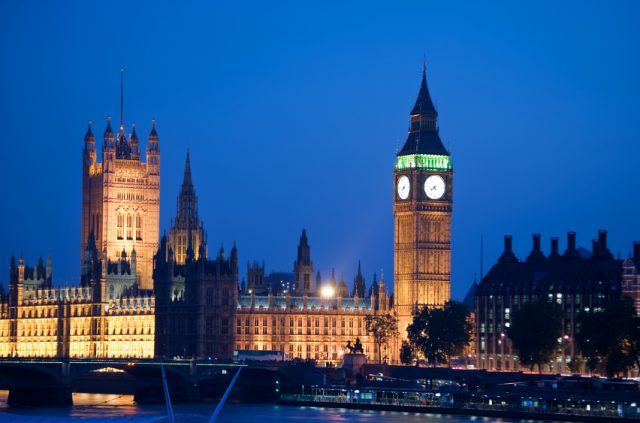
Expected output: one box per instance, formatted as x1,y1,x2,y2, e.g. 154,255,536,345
0,392,554,423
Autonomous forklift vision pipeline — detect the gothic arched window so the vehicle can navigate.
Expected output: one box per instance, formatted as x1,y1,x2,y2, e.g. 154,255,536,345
206,288,213,306
126,214,133,240
117,213,124,240
135,215,142,240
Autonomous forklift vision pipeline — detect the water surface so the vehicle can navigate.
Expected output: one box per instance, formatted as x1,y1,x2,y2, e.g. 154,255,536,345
0,392,553,423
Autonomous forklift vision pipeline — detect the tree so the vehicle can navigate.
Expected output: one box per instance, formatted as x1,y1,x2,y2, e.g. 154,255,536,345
406,301,472,366
507,298,561,373
567,356,584,374
575,297,640,378
365,314,398,363
400,341,414,365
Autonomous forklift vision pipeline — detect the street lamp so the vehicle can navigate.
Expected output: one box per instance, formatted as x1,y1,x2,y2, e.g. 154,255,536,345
321,285,335,299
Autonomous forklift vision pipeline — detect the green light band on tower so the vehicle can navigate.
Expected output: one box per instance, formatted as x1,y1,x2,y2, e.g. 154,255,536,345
395,154,452,171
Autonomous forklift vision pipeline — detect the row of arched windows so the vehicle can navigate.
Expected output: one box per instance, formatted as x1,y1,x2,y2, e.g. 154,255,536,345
117,212,143,240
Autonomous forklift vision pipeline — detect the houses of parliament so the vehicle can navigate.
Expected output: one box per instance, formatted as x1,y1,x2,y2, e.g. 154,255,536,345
0,68,453,364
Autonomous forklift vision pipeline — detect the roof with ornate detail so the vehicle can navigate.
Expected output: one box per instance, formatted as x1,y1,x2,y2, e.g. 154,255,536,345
397,66,450,157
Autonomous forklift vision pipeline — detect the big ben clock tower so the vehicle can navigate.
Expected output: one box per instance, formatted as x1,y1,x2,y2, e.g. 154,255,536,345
394,66,452,337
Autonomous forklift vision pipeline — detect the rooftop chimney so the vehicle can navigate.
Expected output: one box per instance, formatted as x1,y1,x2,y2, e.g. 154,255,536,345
563,231,579,258
550,237,559,257
592,239,599,257
505,235,513,254
594,230,613,260
598,230,608,250
526,233,545,262
498,235,518,263
568,232,576,251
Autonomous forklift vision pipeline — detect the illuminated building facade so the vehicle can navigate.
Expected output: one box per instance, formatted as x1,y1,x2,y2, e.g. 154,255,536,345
0,239,154,359
2,69,454,362
475,230,637,374
393,66,452,338
235,230,392,366
81,113,160,290
166,152,206,264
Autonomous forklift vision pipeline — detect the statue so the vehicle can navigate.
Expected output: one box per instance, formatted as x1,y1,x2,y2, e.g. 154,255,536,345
353,337,364,354
345,340,354,353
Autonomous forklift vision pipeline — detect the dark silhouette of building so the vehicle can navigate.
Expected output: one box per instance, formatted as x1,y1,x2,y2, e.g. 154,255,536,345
475,230,639,374
154,153,237,359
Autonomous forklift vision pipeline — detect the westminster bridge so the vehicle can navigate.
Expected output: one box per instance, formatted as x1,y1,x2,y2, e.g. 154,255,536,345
0,358,329,406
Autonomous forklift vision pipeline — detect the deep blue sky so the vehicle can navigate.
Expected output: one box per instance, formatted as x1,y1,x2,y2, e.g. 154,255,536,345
1,1,638,300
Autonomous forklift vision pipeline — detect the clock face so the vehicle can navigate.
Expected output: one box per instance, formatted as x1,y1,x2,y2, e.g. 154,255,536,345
397,175,410,200
424,175,446,200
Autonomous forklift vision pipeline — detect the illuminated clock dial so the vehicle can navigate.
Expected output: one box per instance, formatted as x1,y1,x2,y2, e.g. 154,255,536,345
424,175,446,200
397,175,410,200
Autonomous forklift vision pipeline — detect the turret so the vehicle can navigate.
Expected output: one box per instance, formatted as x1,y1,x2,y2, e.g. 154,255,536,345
103,116,115,161
368,273,379,298
83,121,96,167
17,256,25,283
230,243,238,275
146,119,160,175
293,229,313,295
198,241,207,261
315,271,322,295
379,275,388,311
45,255,52,282
130,123,140,159
131,247,137,276
338,275,348,298
352,260,366,298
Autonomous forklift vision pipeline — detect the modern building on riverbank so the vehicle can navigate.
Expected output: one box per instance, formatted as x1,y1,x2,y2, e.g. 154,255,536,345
475,230,640,374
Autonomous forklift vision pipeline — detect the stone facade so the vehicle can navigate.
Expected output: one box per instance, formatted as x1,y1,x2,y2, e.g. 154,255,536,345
81,117,160,290
0,240,154,359
235,231,393,366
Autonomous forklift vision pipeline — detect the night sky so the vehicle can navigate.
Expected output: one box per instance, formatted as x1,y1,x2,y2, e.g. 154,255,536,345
1,1,638,300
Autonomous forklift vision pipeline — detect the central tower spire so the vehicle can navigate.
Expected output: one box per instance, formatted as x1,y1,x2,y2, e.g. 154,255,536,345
397,65,449,158
167,150,206,264
120,68,125,128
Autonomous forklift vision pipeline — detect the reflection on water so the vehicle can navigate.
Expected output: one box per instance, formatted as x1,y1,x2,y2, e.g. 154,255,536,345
0,391,548,423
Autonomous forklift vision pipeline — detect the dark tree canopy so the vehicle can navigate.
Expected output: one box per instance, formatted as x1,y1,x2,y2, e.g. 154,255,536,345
400,341,414,365
406,301,472,366
365,314,398,363
575,297,640,378
507,298,562,373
